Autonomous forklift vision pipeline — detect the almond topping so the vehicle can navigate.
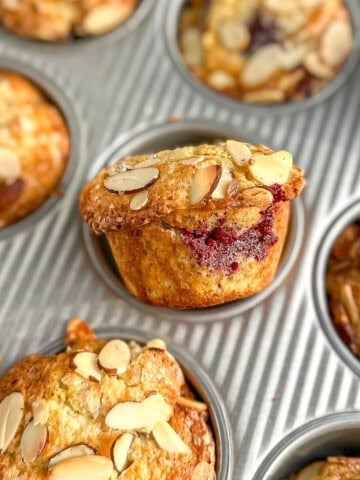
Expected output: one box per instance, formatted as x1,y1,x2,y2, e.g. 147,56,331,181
241,187,274,206
211,167,233,199
189,165,222,205
69,352,102,382
191,461,216,480
20,420,48,463
104,167,159,193
81,4,131,35
176,397,208,411
0,392,24,452
132,156,161,169
241,44,282,87
181,156,205,166
320,20,352,68
32,399,49,425
146,338,166,350
340,284,359,326
98,339,131,376
303,51,334,79
295,461,326,480
105,393,172,432
226,140,252,167
48,455,115,480
249,150,293,186
111,433,134,473
48,444,96,469
130,190,148,211
218,19,250,52
0,147,21,182
152,421,191,454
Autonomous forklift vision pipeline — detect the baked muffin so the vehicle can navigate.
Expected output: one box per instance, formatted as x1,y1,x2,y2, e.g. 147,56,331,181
0,0,140,41
290,457,360,479
0,71,70,228
80,141,305,309
326,219,360,356
0,318,215,479
179,0,353,103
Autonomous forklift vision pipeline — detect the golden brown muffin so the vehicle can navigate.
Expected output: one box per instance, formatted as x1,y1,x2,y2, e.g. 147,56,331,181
0,71,70,228
80,141,305,309
0,318,215,479
326,220,360,356
179,0,353,103
290,457,360,479
0,0,140,41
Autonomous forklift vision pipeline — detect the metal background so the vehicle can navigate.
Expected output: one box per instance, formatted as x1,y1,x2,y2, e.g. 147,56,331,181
1,0,360,478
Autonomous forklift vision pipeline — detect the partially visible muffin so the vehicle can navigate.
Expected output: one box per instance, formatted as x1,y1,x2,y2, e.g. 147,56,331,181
80,140,305,309
0,0,140,41
179,0,353,103
290,457,360,479
0,71,70,228
0,318,215,479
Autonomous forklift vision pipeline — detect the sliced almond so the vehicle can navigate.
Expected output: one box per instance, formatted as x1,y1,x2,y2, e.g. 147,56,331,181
303,51,334,79
98,339,131,376
241,44,282,87
241,187,274,206
295,461,326,480
279,43,311,71
180,27,203,67
69,351,102,382
191,461,216,480
207,70,236,90
320,20,352,68
130,190,148,211
218,19,250,52
0,147,21,182
340,284,359,326
48,455,115,480
81,4,131,35
176,397,208,411
105,393,172,432
0,392,24,452
111,433,133,473
181,156,205,166
48,444,96,469
249,150,293,186
152,421,191,454
132,156,161,169
226,140,252,167
32,399,49,425
243,88,285,104
146,338,166,350
189,165,221,205
20,420,48,463
104,167,159,194
211,167,233,199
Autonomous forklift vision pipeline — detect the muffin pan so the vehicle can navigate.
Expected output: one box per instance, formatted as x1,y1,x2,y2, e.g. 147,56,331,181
1,0,360,478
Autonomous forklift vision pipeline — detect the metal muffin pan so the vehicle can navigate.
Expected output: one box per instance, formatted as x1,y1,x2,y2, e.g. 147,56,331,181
39,325,234,480
1,0,360,477
0,55,85,240
82,120,305,321
312,195,360,377
253,412,360,479
163,0,360,115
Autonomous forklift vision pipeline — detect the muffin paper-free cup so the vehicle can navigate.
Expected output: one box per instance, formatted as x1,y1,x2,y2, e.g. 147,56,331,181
312,195,360,377
253,412,360,479
163,0,360,116
0,56,84,240
82,120,305,322
39,325,234,480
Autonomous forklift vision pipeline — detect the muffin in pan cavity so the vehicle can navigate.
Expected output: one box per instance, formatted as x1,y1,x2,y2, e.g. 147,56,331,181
253,412,360,480
172,0,358,110
0,0,144,42
80,121,305,311
0,318,233,480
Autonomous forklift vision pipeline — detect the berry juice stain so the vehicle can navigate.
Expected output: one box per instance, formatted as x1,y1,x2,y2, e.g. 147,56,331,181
181,208,278,273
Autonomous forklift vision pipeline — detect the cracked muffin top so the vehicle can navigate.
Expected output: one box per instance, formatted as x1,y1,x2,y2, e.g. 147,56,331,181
291,457,360,480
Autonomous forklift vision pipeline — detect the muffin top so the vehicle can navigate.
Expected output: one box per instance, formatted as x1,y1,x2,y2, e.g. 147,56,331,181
0,0,139,41
0,318,215,480
0,71,70,228
292,457,360,479
80,141,305,234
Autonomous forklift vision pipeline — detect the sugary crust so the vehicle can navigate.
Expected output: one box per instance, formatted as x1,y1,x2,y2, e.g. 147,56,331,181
80,142,304,234
0,71,70,228
292,457,360,480
0,319,215,479
0,0,139,41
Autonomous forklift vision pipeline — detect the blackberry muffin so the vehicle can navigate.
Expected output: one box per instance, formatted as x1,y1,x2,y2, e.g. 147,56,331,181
0,318,215,479
326,220,360,356
80,141,305,309
179,0,353,103
290,457,360,479
0,0,139,41
0,70,70,228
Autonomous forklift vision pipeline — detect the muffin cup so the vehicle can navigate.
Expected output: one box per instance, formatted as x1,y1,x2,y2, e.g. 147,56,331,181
39,325,234,480
0,56,84,239
312,195,360,376
163,0,360,115
82,120,305,321
253,412,360,479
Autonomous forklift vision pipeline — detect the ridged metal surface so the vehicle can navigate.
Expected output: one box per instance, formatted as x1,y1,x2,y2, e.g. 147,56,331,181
0,1,360,478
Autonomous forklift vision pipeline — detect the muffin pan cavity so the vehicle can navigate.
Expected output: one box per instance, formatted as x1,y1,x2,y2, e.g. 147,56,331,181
82,120,305,321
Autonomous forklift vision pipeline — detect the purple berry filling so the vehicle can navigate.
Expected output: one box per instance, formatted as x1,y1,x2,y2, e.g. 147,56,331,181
269,183,288,202
180,209,278,273
247,14,281,53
